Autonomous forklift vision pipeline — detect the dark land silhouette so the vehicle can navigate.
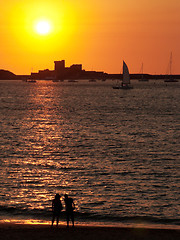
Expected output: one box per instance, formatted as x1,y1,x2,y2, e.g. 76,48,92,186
0,70,17,79
1,60,180,80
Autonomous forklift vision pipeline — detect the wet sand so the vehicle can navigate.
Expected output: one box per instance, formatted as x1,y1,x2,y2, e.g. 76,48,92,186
0,223,179,240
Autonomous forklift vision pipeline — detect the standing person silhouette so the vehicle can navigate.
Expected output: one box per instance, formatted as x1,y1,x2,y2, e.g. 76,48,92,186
52,194,63,227
64,194,75,227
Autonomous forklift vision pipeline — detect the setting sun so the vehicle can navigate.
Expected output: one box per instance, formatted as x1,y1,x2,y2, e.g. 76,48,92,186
35,20,51,35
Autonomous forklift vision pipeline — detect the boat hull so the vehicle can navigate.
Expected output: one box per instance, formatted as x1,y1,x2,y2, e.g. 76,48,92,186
164,79,178,82
113,85,133,89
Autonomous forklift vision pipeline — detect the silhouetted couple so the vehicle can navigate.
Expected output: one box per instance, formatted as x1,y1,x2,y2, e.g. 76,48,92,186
52,193,75,227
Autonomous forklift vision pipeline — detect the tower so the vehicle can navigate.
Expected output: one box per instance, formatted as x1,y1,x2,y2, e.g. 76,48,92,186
54,60,65,80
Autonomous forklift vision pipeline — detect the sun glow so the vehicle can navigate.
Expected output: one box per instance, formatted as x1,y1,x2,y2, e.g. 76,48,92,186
3,1,83,73
35,20,51,35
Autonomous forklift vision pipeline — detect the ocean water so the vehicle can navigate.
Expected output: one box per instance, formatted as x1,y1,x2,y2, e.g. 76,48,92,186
0,79,179,228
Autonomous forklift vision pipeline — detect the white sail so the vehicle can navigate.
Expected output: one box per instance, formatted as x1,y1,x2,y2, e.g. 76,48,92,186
123,61,130,84
112,60,133,89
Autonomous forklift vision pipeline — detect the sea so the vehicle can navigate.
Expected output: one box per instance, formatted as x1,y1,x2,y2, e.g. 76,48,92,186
0,79,179,229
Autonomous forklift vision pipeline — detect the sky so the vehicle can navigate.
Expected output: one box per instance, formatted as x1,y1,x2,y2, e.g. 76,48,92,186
0,0,180,75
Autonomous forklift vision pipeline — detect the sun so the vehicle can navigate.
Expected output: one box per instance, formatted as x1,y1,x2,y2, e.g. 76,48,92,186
35,20,51,35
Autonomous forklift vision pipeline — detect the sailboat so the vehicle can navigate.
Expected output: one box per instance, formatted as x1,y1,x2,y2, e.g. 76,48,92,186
113,61,133,89
164,52,178,82
139,63,148,81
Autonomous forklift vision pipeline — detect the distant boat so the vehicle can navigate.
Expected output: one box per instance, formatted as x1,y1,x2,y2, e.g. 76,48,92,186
44,77,56,80
164,52,178,82
139,63,148,81
68,79,78,82
89,79,96,82
113,61,133,89
26,79,36,83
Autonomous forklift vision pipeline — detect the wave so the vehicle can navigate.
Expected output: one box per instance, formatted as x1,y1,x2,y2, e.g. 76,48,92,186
0,205,179,227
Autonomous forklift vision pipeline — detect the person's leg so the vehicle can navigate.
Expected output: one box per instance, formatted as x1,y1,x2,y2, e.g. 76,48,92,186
52,213,55,226
56,214,59,226
66,212,70,227
71,212,74,227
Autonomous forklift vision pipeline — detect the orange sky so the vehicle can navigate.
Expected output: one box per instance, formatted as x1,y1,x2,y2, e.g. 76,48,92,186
0,0,179,74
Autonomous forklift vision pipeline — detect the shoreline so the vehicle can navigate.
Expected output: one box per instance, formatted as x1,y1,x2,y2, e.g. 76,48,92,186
1,218,180,230
0,223,180,240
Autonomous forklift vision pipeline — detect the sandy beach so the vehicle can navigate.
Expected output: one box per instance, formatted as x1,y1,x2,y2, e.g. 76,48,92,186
0,223,179,240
